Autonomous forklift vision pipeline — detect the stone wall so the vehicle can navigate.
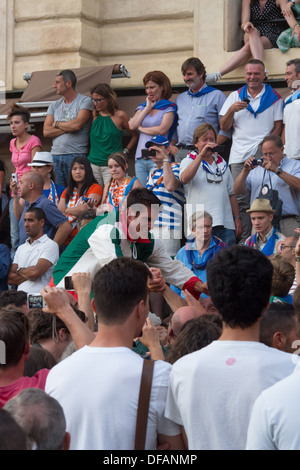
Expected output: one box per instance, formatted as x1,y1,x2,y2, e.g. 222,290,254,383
0,0,299,182
2,0,299,91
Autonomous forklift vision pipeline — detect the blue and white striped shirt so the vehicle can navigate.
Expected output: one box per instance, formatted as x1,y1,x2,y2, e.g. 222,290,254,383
146,163,185,230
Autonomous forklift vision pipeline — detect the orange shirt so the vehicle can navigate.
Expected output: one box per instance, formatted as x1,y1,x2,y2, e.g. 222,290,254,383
61,183,103,245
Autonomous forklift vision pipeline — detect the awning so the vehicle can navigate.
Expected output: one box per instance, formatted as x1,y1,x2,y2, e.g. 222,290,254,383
0,64,130,126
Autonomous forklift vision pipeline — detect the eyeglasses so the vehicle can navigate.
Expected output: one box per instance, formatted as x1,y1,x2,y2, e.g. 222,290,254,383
279,244,295,250
92,98,106,103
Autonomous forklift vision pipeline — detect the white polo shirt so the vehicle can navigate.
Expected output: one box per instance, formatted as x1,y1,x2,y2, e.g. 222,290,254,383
283,90,300,160
220,85,283,165
13,234,59,293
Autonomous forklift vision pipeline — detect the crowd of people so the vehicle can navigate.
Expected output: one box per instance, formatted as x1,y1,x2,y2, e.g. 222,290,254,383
1,11,300,449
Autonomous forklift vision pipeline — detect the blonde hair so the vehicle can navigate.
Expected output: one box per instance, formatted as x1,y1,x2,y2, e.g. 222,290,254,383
269,255,295,297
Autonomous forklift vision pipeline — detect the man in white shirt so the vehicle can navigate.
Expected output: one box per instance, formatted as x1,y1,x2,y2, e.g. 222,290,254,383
283,58,300,160
8,207,59,293
220,59,283,241
164,245,297,450
45,257,185,450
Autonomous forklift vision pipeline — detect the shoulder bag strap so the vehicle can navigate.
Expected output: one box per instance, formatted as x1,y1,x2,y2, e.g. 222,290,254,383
134,359,154,450
260,168,267,191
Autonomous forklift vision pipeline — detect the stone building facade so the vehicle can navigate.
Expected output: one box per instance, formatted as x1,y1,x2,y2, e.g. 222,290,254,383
2,0,300,92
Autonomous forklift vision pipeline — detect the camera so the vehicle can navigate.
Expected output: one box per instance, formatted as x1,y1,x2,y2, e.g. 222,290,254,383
141,149,156,159
64,276,74,290
252,157,264,166
11,173,18,184
27,294,46,309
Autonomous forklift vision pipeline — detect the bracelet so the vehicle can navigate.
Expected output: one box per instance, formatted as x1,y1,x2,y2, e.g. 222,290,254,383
163,159,170,163
55,121,60,128
123,147,129,154
296,256,300,262
293,24,299,29
234,215,241,219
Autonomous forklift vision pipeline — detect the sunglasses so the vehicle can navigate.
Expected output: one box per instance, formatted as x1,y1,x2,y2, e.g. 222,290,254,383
205,172,223,184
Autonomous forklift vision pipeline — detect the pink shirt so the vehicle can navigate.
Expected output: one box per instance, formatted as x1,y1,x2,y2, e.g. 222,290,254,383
0,369,49,408
10,135,42,180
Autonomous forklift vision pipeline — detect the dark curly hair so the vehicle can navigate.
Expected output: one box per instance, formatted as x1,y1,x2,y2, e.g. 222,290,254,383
207,245,273,328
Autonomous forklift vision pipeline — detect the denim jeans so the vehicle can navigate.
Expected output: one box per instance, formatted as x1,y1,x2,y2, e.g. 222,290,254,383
53,154,87,187
135,158,155,187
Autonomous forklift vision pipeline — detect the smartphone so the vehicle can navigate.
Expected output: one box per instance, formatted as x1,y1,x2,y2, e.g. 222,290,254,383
242,98,250,104
64,276,74,290
82,197,97,206
11,173,18,184
27,293,46,309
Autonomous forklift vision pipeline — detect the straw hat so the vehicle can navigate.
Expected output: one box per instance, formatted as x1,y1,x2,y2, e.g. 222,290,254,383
246,198,275,214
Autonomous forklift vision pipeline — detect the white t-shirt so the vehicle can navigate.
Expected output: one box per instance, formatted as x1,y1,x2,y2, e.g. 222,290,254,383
13,234,59,293
283,91,300,160
220,86,283,165
165,340,297,450
246,361,300,450
180,152,235,230
45,346,180,450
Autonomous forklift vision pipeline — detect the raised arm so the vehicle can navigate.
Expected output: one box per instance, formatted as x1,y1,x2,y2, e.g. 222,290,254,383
128,99,155,130
220,100,249,132
180,142,216,184
41,285,95,349
71,272,95,332
232,157,255,194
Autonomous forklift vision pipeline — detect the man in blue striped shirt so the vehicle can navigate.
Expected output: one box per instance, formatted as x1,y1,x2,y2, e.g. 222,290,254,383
145,135,185,258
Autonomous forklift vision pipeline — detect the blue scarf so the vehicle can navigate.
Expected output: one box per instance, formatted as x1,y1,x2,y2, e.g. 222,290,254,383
246,227,279,256
185,237,226,270
238,84,281,118
138,99,178,141
187,86,215,98
283,90,300,108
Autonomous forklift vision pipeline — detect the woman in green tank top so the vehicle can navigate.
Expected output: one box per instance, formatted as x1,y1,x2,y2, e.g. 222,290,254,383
88,84,138,187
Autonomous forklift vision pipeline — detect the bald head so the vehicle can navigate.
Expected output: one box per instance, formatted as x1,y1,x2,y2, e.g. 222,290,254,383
25,171,44,190
19,171,44,201
169,306,202,341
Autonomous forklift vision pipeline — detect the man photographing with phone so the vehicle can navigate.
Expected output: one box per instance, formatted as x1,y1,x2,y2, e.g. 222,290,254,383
8,207,59,293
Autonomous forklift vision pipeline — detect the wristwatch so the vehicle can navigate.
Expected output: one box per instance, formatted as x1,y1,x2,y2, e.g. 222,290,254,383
290,0,295,4
276,167,283,176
